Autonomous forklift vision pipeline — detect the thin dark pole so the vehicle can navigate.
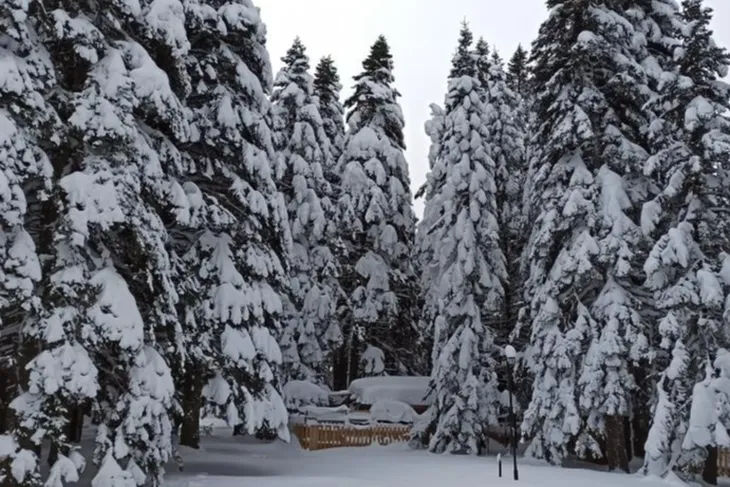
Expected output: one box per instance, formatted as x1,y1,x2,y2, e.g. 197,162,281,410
507,364,519,481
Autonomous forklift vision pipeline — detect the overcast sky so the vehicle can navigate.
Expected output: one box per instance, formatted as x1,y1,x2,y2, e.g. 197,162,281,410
256,0,730,218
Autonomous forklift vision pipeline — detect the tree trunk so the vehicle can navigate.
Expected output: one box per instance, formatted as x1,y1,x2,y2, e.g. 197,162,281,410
180,370,204,448
332,345,348,392
703,445,718,486
0,370,9,434
605,415,630,473
623,416,633,461
68,404,84,443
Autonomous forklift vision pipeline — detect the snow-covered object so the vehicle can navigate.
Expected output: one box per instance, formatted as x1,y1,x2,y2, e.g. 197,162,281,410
413,102,446,366
522,0,654,466
282,380,331,412
314,56,346,163
181,0,291,444
361,345,386,376
504,346,517,360
640,0,730,476
0,0,56,482
481,53,529,353
300,405,349,422
349,376,431,406
271,38,343,385
337,35,419,374
2,0,191,483
370,400,419,424
418,25,505,456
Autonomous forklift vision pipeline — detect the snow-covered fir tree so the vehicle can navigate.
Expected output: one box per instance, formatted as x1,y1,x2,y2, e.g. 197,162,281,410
522,0,654,470
418,24,506,455
619,0,686,464
413,102,446,376
507,44,530,97
334,35,418,385
474,37,491,88
0,0,56,484
271,38,342,386
640,1,730,481
483,52,527,348
181,0,290,444
313,56,346,165
0,0,194,484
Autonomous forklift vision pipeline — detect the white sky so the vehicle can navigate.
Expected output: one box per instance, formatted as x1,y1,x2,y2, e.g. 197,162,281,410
257,0,730,218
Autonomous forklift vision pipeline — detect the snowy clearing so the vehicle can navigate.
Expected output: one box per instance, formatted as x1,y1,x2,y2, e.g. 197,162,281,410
162,430,690,487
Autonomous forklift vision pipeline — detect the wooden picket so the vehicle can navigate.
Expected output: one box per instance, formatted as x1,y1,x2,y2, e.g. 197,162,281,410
720,448,730,477
291,423,411,451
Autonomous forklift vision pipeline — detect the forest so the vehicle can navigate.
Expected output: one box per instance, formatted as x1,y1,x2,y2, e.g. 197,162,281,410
0,0,729,486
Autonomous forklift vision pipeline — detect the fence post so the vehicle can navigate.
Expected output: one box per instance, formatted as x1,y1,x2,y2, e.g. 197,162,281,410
311,425,319,451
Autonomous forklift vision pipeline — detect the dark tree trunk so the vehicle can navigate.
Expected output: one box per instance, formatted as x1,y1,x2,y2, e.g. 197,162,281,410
703,446,718,485
0,370,10,434
180,369,204,448
623,416,633,460
605,415,630,473
332,345,349,392
68,405,84,443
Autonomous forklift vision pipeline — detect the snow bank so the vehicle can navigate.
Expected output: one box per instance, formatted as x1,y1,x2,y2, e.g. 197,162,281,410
282,381,331,412
369,400,419,424
348,377,431,406
0,435,16,459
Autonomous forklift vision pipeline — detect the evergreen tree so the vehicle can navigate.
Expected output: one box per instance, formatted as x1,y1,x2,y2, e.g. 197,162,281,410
419,24,506,455
522,0,652,469
413,102,446,372
1,0,193,484
334,35,418,386
0,0,57,484
507,44,530,96
640,0,730,481
474,37,491,88
615,0,684,461
313,56,346,164
182,0,290,443
483,52,528,373
271,38,342,385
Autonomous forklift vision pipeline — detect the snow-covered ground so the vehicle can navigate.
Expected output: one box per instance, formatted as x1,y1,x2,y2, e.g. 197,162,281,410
162,429,695,487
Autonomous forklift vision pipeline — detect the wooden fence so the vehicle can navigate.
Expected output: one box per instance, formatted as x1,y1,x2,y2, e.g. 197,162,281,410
292,423,411,451
719,449,730,477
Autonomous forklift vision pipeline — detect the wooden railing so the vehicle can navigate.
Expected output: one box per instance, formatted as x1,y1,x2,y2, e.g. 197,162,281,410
292,423,411,451
719,449,730,477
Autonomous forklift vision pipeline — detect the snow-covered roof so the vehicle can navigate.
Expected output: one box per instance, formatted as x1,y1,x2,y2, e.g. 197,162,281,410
348,376,432,406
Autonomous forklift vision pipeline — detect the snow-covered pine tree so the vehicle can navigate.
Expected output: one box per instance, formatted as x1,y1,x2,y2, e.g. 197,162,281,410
522,0,652,469
313,56,346,165
0,1,56,484
507,44,530,97
474,37,491,88
181,0,290,442
640,1,730,481
413,102,446,378
271,38,342,386
1,1,192,485
622,0,685,463
335,35,418,384
481,52,528,400
418,23,506,455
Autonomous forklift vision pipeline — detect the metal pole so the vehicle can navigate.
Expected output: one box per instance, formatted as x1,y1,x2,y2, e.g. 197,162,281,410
508,364,519,481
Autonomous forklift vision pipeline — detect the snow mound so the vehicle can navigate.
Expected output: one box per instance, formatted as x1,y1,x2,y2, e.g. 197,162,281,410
369,399,419,424
282,381,330,412
348,377,431,406
0,435,16,459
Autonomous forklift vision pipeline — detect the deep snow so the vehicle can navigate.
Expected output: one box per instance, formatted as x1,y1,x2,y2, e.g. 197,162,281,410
162,428,699,487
